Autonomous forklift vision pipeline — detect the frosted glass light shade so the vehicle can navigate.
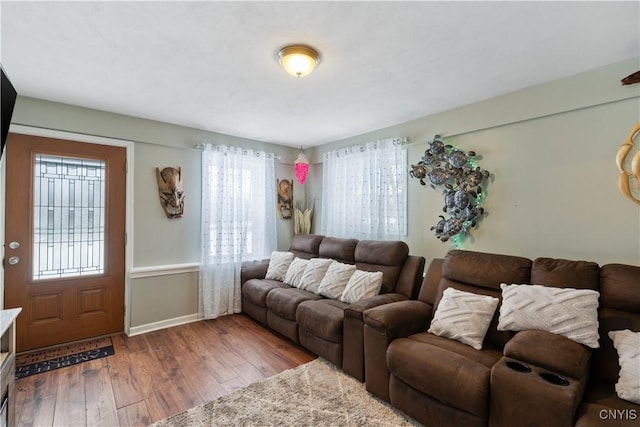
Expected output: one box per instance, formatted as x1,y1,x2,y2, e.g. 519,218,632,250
277,45,320,78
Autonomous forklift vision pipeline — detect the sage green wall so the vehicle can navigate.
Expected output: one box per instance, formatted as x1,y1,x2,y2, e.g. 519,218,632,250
130,272,199,327
7,58,638,329
134,142,201,266
8,98,300,327
308,58,640,266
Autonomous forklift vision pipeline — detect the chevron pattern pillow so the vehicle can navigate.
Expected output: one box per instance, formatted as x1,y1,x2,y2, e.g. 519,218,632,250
498,283,600,348
283,258,310,288
427,287,499,350
298,258,333,294
318,261,357,299
609,329,640,404
340,270,383,304
265,251,294,281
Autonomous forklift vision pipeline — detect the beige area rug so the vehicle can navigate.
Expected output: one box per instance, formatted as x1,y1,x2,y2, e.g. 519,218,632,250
150,358,419,426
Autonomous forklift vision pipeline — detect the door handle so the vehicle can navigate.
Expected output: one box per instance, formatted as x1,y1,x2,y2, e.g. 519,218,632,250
7,256,20,265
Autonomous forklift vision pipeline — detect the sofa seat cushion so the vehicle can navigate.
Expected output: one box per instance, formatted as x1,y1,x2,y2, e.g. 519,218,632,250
582,383,640,410
576,383,640,426
242,279,288,307
576,402,638,427
297,299,349,344
266,287,322,320
408,332,503,368
387,336,502,417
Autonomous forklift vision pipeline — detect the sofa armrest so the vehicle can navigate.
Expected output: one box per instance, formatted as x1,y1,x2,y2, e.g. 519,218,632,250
342,293,409,382
363,300,432,401
504,330,591,379
345,293,409,320
489,331,593,427
364,300,433,339
240,259,269,284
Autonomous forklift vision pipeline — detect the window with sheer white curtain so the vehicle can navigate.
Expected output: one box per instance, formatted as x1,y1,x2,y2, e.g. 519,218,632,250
199,144,277,319
320,138,407,240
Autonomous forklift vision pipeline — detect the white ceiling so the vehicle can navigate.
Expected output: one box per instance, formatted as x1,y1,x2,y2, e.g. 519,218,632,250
1,1,639,147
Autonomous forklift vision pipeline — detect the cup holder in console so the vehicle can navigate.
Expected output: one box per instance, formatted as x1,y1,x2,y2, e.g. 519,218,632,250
539,372,570,386
505,361,532,373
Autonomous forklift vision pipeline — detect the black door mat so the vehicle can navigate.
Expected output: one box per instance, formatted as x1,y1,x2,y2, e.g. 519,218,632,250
15,337,115,379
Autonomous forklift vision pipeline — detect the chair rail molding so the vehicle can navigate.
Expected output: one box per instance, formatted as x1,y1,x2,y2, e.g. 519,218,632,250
129,262,199,279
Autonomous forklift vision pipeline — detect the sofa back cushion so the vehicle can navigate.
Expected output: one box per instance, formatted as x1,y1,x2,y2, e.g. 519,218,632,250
434,250,532,350
319,237,358,264
418,258,444,305
600,264,640,313
531,257,599,290
397,255,427,299
497,282,600,348
354,240,409,294
591,263,640,384
289,234,325,259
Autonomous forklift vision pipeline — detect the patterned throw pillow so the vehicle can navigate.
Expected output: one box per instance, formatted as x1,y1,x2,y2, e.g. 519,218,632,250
498,283,600,348
298,258,334,294
283,258,310,288
317,261,357,299
427,287,499,350
340,270,383,304
264,251,294,281
609,329,640,404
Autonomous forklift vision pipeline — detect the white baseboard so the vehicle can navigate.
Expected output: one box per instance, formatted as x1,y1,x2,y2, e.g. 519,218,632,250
127,313,200,336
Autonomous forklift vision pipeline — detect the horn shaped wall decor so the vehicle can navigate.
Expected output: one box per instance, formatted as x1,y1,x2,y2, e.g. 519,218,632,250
616,122,640,206
155,166,185,219
621,70,640,86
410,134,490,244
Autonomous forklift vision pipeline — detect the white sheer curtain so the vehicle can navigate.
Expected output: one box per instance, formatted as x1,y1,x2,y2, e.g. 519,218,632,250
321,138,407,240
199,144,277,319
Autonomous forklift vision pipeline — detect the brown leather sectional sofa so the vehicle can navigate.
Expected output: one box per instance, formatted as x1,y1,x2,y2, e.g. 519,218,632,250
240,234,425,381
363,249,639,426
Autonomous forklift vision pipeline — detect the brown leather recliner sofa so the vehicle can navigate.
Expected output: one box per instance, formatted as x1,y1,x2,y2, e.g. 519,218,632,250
363,249,639,426
240,234,425,381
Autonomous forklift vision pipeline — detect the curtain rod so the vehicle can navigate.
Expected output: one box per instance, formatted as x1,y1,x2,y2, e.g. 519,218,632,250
195,143,282,160
323,136,410,156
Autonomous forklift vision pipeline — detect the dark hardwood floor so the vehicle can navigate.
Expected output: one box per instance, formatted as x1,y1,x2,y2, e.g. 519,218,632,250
13,314,316,426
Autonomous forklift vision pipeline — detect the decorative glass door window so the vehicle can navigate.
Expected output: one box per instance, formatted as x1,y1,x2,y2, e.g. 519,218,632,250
32,154,106,280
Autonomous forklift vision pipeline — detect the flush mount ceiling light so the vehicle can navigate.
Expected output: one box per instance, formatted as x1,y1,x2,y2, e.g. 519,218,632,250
277,45,320,78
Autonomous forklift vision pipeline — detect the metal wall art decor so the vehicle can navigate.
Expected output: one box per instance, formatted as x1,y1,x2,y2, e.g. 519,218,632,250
616,122,640,206
277,178,293,219
155,166,185,219
410,135,490,243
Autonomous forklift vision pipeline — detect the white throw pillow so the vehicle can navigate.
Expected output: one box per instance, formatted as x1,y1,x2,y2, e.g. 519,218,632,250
608,329,640,404
498,283,600,348
283,258,310,288
298,258,333,294
264,251,294,281
317,261,357,299
340,270,384,304
427,287,499,350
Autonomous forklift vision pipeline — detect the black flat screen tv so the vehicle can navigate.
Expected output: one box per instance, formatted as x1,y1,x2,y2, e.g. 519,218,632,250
1,65,17,160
